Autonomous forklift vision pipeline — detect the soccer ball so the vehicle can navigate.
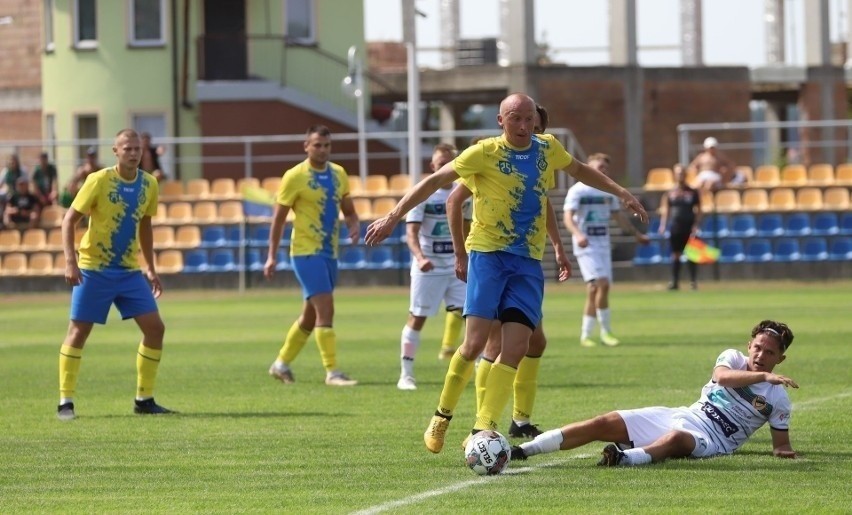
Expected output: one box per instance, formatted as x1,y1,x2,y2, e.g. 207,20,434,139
464,430,511,475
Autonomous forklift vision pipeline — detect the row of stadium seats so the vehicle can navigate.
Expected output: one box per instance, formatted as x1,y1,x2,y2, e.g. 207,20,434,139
697,186,848,213
634,236,852,265
644,163,852,191
650,211,852,239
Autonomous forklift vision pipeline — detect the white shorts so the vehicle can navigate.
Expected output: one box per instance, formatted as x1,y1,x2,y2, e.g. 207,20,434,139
616,406,722,458
695,170,722,186
575,249,612,283
409,272,466,317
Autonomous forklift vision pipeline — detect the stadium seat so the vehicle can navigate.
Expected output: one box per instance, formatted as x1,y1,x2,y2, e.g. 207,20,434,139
366,246,396,269
261,176,281,195
752,165,780,187
647,217,665,238
744,239,773,262
828,237,852,260
741,188,769,212
245,249,264,272
184,178,211,199
0,253,28,276
167,202,193,224
153,203,168,224
783,213,811,236
152,226,175,249
348,176,364,196
699,189,715,213
643,168,674,191
200,226,227,248
807,164,835,186
352,198,373,219
768,188,796,211
388,174,412,194
800,237,828,261
281,221,293,246
225,226,243,246
208,249,237,272
236,177,260,192
52,253,66,275
773,238,801,262
699,214,729,238
840,212,852,235
20,229,47,251
193,201,219,224
364,175,389,195
795,187,823,211
372,198,397,218
632,241,662,265
275,249,291,271
27,252,54,275
811,212,839,236
174,225,201,248
822,187,849,211
338,246,366,270
218,201,244,223
157,250,184,274
210,178,237,199
249,225,271,247
397,246,412,268
338,224,353,246
835,163,852,185
780,164,807,186
182,250,209,273
728,214,757,237
718,239,745,263
756,213,784,237
0,229,21,250
713,189,741,213
45,228,63,251
159,180,184,200
40,205,65,228
244,199,274,221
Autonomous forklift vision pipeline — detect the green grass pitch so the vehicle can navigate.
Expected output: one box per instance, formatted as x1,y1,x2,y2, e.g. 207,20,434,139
0,280,850,513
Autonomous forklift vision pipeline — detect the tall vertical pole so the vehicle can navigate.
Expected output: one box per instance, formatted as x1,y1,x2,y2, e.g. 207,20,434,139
402,1,421,183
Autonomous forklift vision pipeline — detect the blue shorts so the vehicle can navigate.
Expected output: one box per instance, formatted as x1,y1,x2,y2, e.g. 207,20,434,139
292,254,338,299
463,251,544,327
70,269,158,324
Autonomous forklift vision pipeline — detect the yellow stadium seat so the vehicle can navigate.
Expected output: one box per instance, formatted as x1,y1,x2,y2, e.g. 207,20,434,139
193,201,219,224
780,164,807,186
218,201,244,223
364,175,389,195
714,189,741,213
795,187,823,211
699,189,715,213
40,205,65,228
348,176,364,196
752,165,780,187
1,253,28,276
53,253,66,275
807,164,834,186
236,177,260,192
159,180,184,200
27,252,54,275
741,188,769,212
643,168,674,191
210,178,237,199
822,187,850,210
174,225,201,248
768,188,796,211
372,198,398,218
152,226,175,249
157,250,184,274
20,228,47,251
261,176,281,195
352,198,373,219
835,163,852,185
153,203,168,224
388,174,412,194
167,202,193,224
45,228,63,251
184,178,211,199
0,229,21,250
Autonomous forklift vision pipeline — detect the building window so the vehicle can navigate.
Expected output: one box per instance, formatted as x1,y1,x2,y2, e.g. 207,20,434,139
130,0,166,46
73,0,97,49
44,0,55,52
75,114,99,162
285,0,315,44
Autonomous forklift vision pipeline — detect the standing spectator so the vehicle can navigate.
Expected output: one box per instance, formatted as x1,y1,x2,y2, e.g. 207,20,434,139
32,152,59,206
563,153,650,348
3,176,42,229
61,146,101,207
658,163,702,290
264,125,360,387
365,93,647,454
397,143,471,391
140,132,166,182
690,137,736,191
57,129,171,420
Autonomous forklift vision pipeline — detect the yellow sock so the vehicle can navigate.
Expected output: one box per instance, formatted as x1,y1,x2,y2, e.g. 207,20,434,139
278,321,311,364
512,355,541,422
474,359,494,414
441,310,464,351
136,344,162,399
474,362,516,431
59,345,83,400
314,327,337,372
436,350,475,417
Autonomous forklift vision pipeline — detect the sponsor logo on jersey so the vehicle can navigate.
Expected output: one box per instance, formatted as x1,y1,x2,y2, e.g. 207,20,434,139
700,402,740,437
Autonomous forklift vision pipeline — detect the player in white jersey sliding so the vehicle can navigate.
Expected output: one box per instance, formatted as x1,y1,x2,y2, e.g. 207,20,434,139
397,143,472,390
563,153,650,347
510,319,798,466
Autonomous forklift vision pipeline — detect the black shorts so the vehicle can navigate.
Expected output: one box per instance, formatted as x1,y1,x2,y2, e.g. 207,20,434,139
669,229,691,254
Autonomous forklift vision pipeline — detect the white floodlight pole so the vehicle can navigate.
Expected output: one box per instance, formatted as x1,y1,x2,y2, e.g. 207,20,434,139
343,46,368,183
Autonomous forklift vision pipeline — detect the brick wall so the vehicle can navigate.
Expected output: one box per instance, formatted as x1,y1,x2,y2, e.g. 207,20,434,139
0,0,42,89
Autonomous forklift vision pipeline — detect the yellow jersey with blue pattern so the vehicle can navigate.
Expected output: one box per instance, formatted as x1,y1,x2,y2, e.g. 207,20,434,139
276,159,349,258
72,166,159,270
454,133,573,260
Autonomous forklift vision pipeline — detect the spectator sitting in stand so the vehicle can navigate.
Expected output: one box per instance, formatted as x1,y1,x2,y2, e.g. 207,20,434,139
689,137,736,191
61,147,101,207
1,154,28,226
32,152,59,206
3,176,42,229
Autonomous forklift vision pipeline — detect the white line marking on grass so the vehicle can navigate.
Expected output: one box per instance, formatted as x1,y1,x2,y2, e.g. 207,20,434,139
794,390,852,409
350,453,593,515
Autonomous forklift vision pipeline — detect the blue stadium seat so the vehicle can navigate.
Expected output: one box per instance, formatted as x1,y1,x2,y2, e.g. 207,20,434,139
719,239,745,263
811,212,839,236
800,238,828,261
756,214,784,237
699,214,729,238
200,225,227,248
773,238,801,262
245,249,264,271
248,224,270,247
633,241,662,265
366,246,396,269
728,214,757,238
647,217,667,239
208,249,237,272
783,213,811,236
840,212,852,235
391,221,407,243
183,250,209,272
828,237,852,260
226,226,243,246
744,239,773,263
275,249,291,271
243,201,273,219
281,222,292,246
338,247,366,270
339,224,353,246
397,246,412,268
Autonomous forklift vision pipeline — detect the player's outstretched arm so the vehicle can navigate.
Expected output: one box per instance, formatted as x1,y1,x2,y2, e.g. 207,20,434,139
566,160,648,223
771,428,797,459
